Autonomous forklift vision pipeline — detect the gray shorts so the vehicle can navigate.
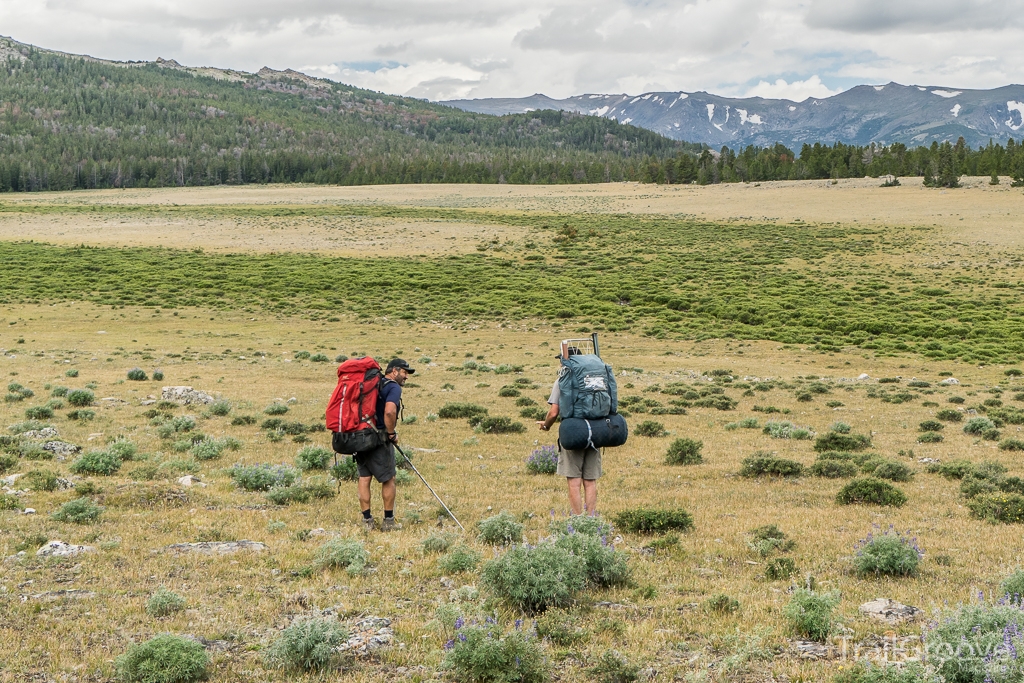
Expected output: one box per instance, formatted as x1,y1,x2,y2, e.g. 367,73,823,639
557,445,601,480
355,442,396,483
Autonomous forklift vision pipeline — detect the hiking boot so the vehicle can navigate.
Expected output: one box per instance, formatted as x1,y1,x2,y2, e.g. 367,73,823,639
361,516,376,532
381,517,401,532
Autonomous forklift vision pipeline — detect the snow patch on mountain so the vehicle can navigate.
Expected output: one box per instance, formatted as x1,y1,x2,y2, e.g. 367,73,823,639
950,104,961,118
1007,101,1024,130
874,85,885,91
736,109,764,125
706,104,715,121
931,90,962,98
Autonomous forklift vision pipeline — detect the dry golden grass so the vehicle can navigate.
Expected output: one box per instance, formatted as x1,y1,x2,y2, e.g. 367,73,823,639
2,301,1023,682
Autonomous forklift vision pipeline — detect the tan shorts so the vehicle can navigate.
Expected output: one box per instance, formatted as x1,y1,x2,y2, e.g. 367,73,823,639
557,446,602,480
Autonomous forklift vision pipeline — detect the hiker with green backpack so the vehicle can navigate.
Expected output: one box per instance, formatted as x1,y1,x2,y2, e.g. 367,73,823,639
538,340,627,515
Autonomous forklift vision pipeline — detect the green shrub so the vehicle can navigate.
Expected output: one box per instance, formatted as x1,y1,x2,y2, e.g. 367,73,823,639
8,419,51,434
749,524,796,556
965,416,996,435
871,461,913,482
478,511,524,545
809,459,859,478
481,543,587,613
70,450,122,476
51,497,102,524
918,431,944,443
519,406,547,420
816,450,855,461
330,457,358,481
264,402,289,415
108,439,139,461
535,609,588,646
927,458,975,479
442,623,548,683
145,587,187,617
999,438,1024,452
67,409,96,421
705,594,740,614
1000,569,1024,601
51,386,69,397
438,402,488,419
476,416,525,434
967,492,1024,524
421,531,458,554
554,532,631,587
783,589,840,642
313,539,368,574
266,485,311,505
152,370,164,381
310,353,330,363
23,469,59,491
853,528,922,577
66,389,95,407
114,634,209,683
45,398,64,410
739,453,803,477
189,439,223,461
765,557,797,580
924,600,1024,683
0,453,16,474
665,438,702,465
814,432,871,452
230,415,256,426
515,396,537,407
207,400,231,416
919,419,945,432
264,617,348,672
0,493,20,510
65,369,79,378
295,446,332,470
498,386,521,397
833,662,930,683
24,405,54,420
127,368,148,381
836,478,907,507
589,650,640,683
613,508,693,534
438,545,481,573
229,464,298,491
549,514,613,537
936,408,964,422
634,420,667,437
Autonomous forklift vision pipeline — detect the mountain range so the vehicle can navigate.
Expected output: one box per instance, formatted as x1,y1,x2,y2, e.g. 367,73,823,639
444,83,1024,150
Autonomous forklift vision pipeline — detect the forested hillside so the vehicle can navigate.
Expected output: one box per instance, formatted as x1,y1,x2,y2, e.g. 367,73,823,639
0,42,697,191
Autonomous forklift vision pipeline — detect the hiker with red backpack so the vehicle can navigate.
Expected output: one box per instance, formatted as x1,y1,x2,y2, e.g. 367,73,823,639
326,357,414,531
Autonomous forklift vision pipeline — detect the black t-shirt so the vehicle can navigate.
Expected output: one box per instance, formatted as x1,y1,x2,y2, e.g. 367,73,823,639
375,380,402,429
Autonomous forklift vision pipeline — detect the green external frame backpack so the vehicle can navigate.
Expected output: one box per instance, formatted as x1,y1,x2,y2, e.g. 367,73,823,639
557,353,617,420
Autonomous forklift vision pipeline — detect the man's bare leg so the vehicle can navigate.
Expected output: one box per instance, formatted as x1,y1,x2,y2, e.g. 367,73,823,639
382,477,396,512
567,477,583,515
358,476,372,513
582,479,597,514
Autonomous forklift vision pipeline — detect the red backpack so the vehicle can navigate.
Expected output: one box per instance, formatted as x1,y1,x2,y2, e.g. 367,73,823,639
326,357,387,454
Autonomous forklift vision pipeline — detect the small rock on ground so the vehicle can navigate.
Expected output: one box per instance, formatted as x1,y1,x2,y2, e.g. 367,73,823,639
162,540,267,555
161,386,215,405
940,377,960,385
859,598,923,625
42,441,80,457
36,541,96,558
791,639,836,660
23,428,59,439
337,616,393,655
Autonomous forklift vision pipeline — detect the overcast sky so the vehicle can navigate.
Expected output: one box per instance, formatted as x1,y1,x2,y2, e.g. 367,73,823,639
3,0,1024,102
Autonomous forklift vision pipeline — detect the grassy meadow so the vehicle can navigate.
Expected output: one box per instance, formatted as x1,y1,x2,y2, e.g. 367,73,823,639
1,181,1024,682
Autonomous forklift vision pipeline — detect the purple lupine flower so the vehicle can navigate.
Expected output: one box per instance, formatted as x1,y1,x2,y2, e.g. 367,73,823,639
454,616,464,630
458,633,467,642
515,619,523,630
444,639,455,650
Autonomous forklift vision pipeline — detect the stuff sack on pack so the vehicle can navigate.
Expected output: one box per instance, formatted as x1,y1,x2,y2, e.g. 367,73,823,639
557,353,617,420
559,413,629,451
325,357,387,454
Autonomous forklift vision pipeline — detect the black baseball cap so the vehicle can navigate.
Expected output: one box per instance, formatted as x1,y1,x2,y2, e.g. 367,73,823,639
386,358,416,374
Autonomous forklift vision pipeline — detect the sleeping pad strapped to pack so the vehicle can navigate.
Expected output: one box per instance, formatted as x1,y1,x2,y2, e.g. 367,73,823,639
556,353,627,450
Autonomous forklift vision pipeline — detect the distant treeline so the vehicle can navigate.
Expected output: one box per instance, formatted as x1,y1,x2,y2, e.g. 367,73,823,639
0,49,697,192
640,138,1024,187
1,45,1023,192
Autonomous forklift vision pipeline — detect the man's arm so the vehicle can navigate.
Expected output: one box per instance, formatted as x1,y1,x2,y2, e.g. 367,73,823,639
538,402,559,431
384,402,399,443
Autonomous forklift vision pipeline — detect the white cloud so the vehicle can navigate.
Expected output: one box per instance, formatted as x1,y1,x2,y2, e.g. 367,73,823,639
1,0,1023,103
744,76,842,102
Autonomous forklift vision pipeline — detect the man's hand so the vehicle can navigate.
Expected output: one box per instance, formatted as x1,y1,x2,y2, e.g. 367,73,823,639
537,421,550,431
387,431,399,444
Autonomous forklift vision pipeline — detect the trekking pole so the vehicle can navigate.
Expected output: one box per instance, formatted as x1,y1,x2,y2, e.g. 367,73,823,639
393,443,465,532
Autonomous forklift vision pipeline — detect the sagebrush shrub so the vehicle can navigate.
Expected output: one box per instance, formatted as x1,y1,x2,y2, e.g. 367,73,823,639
230,415,256,426
554,532,631,587
145,587,187,617
0,493,19,510
809,459,858,478
833,662,929,683
66,389,94,407
925,600,1024,683
115,634,209,683
152,370,164,381
24,469,59,491
208,400,231,416
1000,570,1024,601
613,508,693,534
230,464,298,491
836,478,907,507
918,431,944,443
264,402,289,415
749,524,795,556
0,453,16,474
438,402,488,419
927,458,975,479
264,617,348,671
739,453,803,478
967,492,1024,524
266,485,311,505
919,419,945,432
313,538,368,574
24,406,53,420
442,622,548,683
705,594,740,614
814,432,871,452
67,409,95,421
999,438,1024,452
438,545,481,573
665,438,702,465
127,368,148,381
498,386,521,397
478,511,524,545
765,557,797,580
525,445,558,474
108,439,139,461
634,420,667,437
481,543,587,613
422,531,458,554
535,609,587,646
853,528,922,577
50,385,69,397
965,416,996,435
783,589,840,641
70,450,122,476
589,650,641,683
295,446,332,470
51,497,102,523
189,439,224,461
936,408,964,422
476,416,525,434
871,460,914,482
65,368,79,378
